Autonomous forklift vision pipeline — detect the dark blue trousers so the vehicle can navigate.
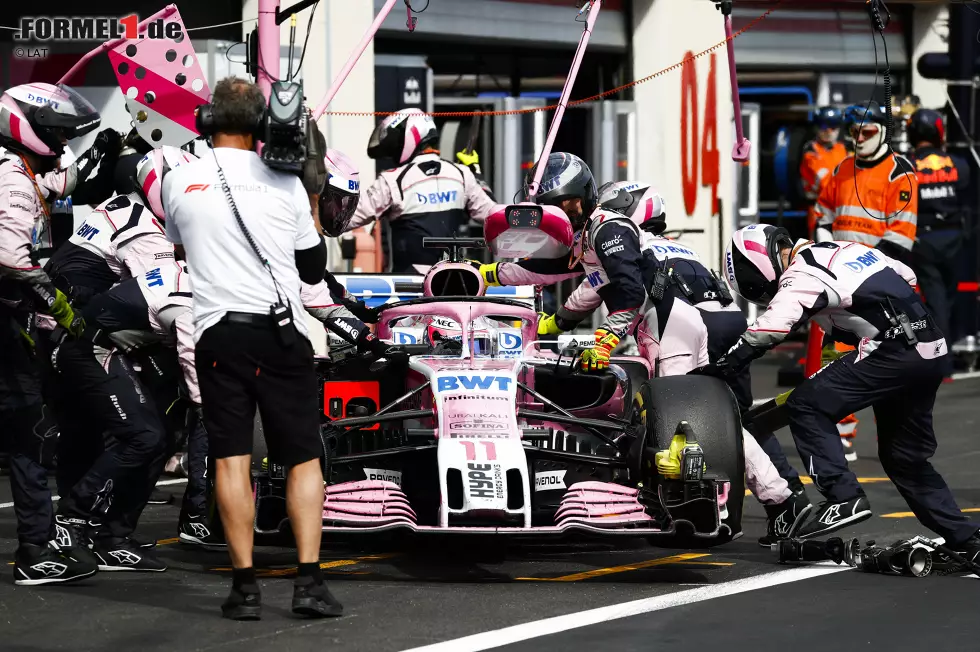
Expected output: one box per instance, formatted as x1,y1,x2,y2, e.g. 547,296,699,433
785,337,979,544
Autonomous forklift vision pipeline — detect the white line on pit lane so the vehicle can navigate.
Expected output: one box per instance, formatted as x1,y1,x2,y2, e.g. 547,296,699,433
401,564,850,652
0,477,187,510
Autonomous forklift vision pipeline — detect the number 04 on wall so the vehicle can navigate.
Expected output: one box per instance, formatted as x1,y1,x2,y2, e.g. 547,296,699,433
680,52,720,218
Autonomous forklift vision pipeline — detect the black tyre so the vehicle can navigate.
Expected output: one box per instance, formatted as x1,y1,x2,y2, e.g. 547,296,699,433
633,375,745,539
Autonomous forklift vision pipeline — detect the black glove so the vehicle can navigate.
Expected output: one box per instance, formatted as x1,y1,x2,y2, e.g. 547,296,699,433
691,338,766,379
356,328,391,359
89,128,122,162
343,297,382,324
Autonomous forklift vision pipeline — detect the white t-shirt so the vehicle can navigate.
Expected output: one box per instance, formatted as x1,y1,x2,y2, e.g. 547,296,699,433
163,147,321,342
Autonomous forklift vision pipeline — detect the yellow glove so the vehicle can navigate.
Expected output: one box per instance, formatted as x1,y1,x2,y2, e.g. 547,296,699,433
456,149,480,167
537,313,564,336
478,262,501,287
580,328,619,372
821,344,845,366
49,289,85,338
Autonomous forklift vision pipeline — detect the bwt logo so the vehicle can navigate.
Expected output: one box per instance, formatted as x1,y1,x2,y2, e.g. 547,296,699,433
845,250,879,273
653,244,695,257
393,331,418,344
75,223,99,242
416,191,458,205
498,332,522,350
437,375,512,392
145,268,164,288
586,271,603,287
14,15,183,42
348,180,360,192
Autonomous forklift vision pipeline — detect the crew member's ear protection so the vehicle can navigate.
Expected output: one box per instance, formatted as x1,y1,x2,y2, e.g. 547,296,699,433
195,102,266,142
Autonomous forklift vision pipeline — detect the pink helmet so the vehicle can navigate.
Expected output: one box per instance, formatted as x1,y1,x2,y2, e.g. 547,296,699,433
0,83,101,158
319,148,360,237
367,108,438,165
725,224,793,305
135,146,199,220
597,181,667,233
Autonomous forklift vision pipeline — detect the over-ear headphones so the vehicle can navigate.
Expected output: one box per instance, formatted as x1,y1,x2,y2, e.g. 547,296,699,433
195,102,266,141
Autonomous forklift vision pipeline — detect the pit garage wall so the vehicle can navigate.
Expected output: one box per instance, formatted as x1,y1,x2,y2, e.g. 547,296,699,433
632,0,735,270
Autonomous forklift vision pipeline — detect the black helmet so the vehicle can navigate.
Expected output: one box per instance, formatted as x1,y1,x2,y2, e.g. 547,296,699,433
531,152,597,228
907,109,945,147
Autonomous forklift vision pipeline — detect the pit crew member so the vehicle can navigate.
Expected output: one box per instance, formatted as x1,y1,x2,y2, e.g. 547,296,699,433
800,106,848,236
53,261,197,571
0,82,109,585
345,109,495,273
479,157,809,541
710,224,980,555
906,108,970,358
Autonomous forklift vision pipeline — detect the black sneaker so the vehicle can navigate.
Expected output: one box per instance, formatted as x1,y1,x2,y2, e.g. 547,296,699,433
796,496,872,539
178,512,227,548
147,489,173,505
14,543,98,586
52,514,100,567
92,537,167,572
130,536,157,549
946,532,980,576
758,490,813,547
292,577,344,618
222,585,262,621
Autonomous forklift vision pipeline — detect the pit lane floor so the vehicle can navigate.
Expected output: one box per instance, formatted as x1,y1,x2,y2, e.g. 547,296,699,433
1,363,978,652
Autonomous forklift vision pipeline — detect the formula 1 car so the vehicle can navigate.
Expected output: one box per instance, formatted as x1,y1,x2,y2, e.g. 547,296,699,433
252,233,746,546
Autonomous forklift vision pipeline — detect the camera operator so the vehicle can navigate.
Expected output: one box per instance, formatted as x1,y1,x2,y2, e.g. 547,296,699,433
163,77,341,621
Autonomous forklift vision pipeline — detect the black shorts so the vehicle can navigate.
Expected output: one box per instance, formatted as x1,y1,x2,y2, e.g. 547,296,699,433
196,319,322,467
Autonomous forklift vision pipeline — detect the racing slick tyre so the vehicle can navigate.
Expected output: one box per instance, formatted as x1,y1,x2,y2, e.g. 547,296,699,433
633,376,744,545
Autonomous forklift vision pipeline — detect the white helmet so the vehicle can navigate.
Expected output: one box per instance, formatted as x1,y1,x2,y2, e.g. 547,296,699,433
319,148,360,237
367,108,438,165
0,83,100,158
725,224,793,306
134,146,198,220
597,180,667,233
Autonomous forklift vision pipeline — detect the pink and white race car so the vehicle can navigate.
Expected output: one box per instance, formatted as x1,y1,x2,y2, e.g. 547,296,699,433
252,213,745,546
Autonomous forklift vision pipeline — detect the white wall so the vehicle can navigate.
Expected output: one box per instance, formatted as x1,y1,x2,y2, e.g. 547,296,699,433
631,0,735,270
911,3,949,110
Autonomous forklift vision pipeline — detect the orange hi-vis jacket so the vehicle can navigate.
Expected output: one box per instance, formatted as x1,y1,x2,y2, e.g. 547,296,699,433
814,153,918,251
800,140,849,201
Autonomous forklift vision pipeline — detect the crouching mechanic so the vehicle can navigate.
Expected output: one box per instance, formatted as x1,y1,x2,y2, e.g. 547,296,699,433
52,260,199,571
478,156,809,541
708,224,980,557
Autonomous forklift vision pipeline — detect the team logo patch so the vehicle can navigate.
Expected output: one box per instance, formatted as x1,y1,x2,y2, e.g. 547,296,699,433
899,190,911,203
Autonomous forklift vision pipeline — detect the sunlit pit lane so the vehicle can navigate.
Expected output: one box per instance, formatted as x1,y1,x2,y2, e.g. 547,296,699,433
0,377,977,651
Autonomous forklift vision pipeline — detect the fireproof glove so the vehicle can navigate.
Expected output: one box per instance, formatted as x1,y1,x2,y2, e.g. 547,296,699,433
537,313,565,336
342,297,382,324
49,289,85,338
357,328,391,359
456,149,480,168
581,328,619,372
477,262,501,287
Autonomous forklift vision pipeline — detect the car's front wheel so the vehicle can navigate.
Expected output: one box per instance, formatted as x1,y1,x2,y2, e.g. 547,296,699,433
632,375,745,542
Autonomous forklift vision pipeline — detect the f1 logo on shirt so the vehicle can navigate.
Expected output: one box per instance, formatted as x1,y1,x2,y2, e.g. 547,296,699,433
184,184,211,193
